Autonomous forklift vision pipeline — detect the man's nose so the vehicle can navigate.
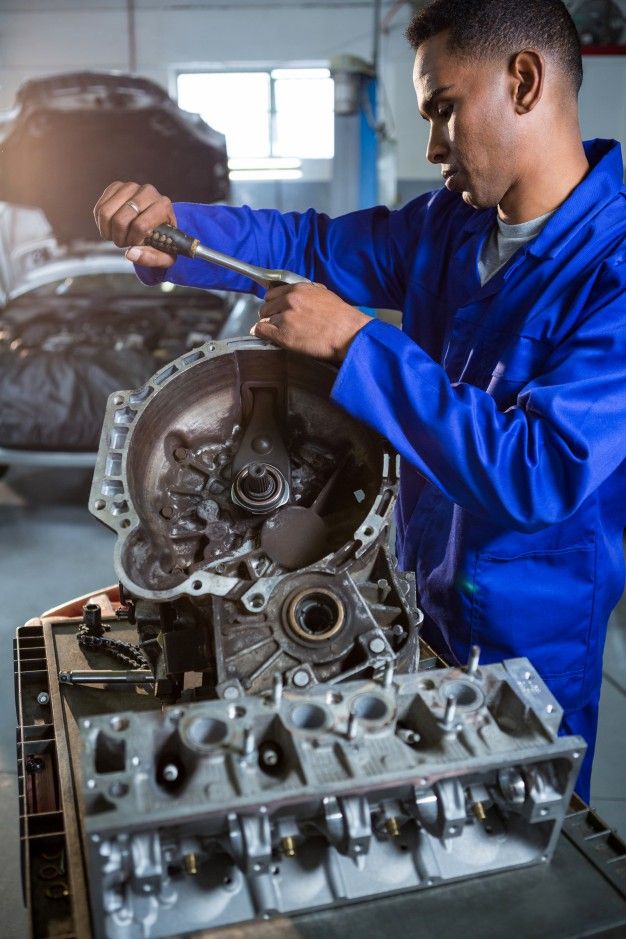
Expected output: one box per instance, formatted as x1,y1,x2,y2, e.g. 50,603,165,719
427,124,449,165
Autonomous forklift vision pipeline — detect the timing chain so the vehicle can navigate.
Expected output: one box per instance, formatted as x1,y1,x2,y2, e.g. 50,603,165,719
77,632,148,670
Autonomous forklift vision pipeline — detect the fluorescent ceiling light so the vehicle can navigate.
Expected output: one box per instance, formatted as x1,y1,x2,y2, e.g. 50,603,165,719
228,158,302,171
229,169,303,181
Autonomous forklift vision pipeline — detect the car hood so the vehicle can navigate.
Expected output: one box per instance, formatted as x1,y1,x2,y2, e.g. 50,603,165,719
0,71,229,246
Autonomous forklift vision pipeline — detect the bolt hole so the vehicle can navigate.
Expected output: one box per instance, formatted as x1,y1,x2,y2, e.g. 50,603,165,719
120,518,130,529
192,580,202,590
228,705,246,719
94,499,106,511
110,716,129,732
249,593,265,609
363,526,374,537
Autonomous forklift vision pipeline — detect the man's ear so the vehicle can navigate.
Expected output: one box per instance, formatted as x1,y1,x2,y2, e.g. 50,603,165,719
509,49,544,114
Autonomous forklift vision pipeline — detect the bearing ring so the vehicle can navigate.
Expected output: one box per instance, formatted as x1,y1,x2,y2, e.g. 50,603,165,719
286,587,345,643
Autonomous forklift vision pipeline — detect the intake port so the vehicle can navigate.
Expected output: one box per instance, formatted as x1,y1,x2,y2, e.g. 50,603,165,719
289,703,329,732
351,693,390,724
440,679,484,712
185,716,229,749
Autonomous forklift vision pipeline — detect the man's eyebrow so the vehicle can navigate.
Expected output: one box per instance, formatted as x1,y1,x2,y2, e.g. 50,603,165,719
421,84,455,113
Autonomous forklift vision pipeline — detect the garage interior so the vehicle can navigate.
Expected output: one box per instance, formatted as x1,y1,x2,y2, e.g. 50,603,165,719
1,2,626,937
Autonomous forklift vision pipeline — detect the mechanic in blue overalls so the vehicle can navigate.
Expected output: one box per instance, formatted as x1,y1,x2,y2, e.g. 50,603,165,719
94,0,626,802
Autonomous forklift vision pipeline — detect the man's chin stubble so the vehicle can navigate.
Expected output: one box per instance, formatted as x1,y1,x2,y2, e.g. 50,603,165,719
462,189,499,211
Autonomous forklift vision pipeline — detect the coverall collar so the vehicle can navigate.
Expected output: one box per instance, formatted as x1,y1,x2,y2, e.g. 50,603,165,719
462,139,624,260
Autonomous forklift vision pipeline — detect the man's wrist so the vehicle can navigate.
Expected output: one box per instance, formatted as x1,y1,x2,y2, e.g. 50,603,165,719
333,311,373,361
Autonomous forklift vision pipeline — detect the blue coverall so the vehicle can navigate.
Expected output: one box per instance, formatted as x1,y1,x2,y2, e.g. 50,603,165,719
137,138,626,801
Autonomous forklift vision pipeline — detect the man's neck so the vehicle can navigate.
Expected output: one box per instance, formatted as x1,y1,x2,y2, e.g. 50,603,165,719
497,135,589,225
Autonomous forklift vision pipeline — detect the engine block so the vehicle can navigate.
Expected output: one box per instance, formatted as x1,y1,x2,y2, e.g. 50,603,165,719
81,658,585,938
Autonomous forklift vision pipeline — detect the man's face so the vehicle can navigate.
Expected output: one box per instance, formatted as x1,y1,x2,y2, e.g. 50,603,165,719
413,31,520,209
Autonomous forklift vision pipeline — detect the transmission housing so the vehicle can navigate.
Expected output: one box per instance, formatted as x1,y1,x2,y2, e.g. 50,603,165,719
90,337,422,699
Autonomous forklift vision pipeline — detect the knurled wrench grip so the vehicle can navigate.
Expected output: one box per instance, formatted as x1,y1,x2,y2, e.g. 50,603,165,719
143,223,311,290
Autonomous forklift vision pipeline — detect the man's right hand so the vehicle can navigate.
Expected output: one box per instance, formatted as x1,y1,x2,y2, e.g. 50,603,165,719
93,181,177,268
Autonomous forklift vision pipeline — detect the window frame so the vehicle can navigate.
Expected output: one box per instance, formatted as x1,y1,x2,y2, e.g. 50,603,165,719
172,62,334,181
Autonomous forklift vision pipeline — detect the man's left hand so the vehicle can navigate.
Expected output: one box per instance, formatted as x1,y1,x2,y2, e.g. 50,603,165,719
250,282,370,361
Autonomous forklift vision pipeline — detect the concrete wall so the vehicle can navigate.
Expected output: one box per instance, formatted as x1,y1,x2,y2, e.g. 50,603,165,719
1,0,625,209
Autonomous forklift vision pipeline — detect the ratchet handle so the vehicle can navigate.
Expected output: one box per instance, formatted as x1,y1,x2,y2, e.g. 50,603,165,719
143,222,311,289
143,223,199,258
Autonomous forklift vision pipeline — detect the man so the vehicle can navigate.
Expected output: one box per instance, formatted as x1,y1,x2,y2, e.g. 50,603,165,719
94,0,626,801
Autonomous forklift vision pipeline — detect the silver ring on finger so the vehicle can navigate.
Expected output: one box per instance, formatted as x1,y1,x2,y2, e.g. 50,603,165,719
124,200,141,215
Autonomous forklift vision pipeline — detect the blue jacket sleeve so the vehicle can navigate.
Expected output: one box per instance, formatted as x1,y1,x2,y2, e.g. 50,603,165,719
331,258,626,532
135,199,427,310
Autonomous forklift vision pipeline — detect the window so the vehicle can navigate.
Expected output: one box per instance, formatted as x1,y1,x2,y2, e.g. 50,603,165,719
177,68,334,179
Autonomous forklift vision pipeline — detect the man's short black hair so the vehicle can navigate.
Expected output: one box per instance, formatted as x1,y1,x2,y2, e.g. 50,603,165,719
406,0,583,94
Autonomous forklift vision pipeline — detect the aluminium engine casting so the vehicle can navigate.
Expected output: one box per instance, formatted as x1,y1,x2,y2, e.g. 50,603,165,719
81,658,586,938
89,337,422,699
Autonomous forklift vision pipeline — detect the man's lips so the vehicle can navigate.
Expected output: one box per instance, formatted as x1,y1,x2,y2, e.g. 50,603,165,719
442,169,460,190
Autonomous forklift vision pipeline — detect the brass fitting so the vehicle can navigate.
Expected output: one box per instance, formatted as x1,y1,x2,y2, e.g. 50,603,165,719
472,801,487,822
385,816,401,838
281,836,296,857
183,852,198,875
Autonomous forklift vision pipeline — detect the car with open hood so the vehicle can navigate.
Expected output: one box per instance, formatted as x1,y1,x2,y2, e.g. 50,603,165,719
0,70,258,468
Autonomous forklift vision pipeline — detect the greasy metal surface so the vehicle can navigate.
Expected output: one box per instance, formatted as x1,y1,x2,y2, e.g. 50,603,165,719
90,338,392,601
90,338,422,698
